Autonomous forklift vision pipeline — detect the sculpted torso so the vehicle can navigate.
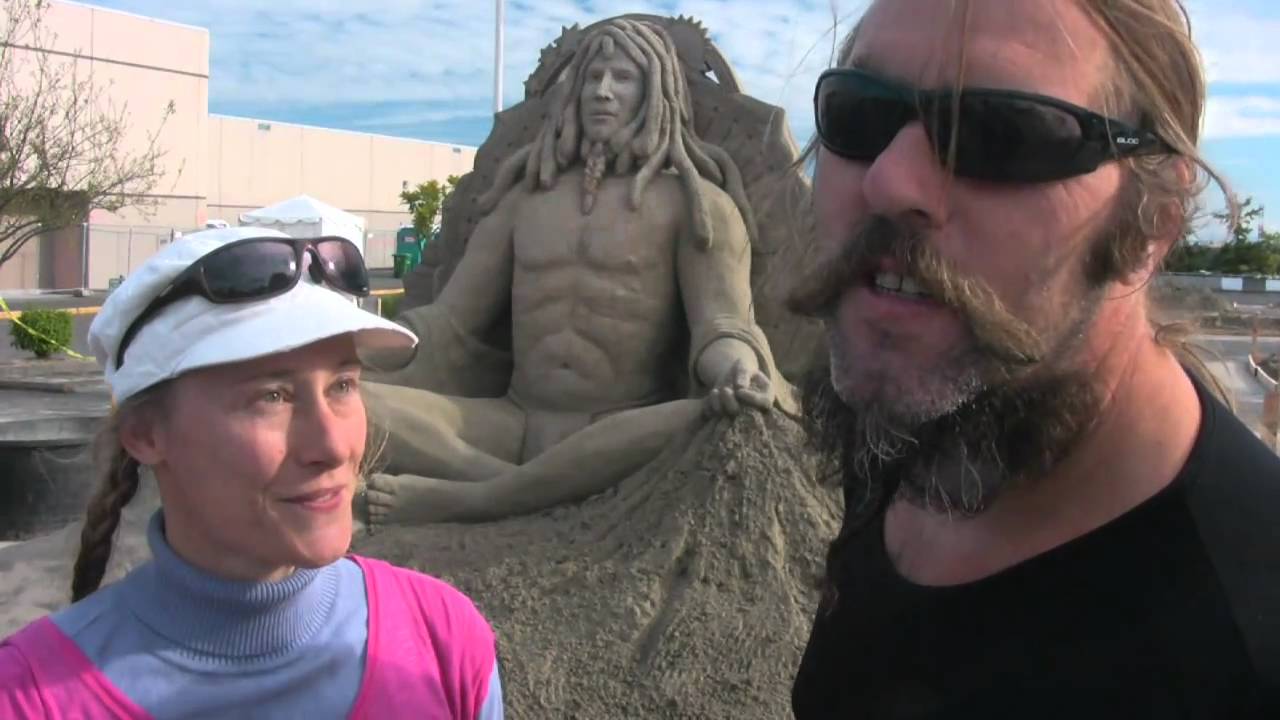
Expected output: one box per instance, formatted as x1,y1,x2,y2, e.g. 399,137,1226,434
360,18,784,526
508,169,688,414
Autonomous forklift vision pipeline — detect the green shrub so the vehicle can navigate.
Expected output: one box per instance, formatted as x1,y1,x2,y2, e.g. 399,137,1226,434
10,308,74,359
379,293,403,320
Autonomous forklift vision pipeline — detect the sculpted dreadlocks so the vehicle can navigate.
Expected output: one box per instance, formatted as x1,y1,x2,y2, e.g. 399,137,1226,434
477,19,757,250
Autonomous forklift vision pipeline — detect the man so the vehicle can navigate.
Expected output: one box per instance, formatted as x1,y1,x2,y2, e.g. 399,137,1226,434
788,0,1280,716
362,18,787,525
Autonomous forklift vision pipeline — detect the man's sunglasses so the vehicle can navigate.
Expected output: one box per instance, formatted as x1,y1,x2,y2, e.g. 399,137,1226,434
814,68,1174,184
116,236,370,368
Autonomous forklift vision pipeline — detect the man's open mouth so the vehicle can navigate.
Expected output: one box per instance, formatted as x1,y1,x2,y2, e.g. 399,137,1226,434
872,271,934,300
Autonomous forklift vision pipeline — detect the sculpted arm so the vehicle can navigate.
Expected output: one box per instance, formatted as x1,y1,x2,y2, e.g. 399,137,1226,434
421,190,517,336
677,186,778,412
366,191,517,392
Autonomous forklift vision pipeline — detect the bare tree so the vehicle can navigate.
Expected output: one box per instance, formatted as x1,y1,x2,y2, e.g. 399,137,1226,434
0,0,176,270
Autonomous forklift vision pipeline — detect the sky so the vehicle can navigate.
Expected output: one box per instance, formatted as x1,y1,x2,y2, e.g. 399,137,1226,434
79,0,1280,241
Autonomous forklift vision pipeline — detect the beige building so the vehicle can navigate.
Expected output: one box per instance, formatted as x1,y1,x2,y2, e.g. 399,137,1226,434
1,0,476,291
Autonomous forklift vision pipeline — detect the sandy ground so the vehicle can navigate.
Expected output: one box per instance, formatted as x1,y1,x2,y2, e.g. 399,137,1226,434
0,412,841,719
0,479,159,636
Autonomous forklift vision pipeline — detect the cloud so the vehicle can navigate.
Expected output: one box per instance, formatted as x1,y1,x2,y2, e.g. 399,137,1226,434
1204,96,1280,139
81,0,862,145
78,0,1280,147
1186,1,1280,84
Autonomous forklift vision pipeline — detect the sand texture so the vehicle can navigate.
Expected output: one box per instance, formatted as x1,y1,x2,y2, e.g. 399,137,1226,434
355,412,841,718
0,412,840,719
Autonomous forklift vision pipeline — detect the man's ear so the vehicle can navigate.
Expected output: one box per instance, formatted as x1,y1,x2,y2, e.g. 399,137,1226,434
118,406,165,466
1127,159,1195,286
1144,217,1184,277
1149,158,1198,265
1125,240,1165,289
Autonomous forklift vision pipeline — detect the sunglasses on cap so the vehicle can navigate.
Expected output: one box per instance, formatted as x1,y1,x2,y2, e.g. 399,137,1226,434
115,236,370,369
814,68,1174,184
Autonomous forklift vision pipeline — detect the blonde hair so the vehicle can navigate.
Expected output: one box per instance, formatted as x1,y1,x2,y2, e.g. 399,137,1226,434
1080,0,1235,277
806,0,1233,271
477,18,756,250
807,0,1237,613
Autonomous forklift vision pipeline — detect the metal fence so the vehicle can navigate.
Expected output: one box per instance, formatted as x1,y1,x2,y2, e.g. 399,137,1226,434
86,224,176,289
365,230,397,270
1160,272,1280,294
84,223,399,290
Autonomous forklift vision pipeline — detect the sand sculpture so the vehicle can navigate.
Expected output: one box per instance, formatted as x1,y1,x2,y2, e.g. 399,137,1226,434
363,16,822,526
0,16,839,718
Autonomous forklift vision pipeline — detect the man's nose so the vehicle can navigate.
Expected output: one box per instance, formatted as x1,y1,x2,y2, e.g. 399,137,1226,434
594,72,615,99
860,121,949,228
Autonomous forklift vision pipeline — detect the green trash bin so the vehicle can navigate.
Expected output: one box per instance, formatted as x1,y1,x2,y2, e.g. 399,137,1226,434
396,228,422,262
392,253,411,279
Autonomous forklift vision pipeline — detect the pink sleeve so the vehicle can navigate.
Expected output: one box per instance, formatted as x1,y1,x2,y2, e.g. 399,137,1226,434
0,617,148,720
353,556,499,720
403,570,498,719
0,642,47,720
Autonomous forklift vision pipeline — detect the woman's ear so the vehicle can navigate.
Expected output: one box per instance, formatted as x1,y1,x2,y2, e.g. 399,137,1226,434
118,404,165,467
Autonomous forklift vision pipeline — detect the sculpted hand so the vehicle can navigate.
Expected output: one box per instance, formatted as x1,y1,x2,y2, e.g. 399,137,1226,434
705,358,773,417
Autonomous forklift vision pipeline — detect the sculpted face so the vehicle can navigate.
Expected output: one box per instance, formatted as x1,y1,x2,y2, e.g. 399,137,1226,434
579,49,646,144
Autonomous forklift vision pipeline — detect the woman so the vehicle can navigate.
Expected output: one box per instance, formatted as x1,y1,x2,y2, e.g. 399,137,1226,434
0,228,504,719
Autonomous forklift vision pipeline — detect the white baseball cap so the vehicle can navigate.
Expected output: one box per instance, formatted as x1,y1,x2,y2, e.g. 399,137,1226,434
89,226,418,403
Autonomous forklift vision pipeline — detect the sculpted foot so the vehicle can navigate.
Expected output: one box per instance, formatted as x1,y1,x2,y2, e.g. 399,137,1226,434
365,473,483,527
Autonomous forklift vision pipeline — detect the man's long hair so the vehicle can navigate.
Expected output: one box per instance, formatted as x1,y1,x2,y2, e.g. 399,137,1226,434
477,18,756,250
791,0,1236,615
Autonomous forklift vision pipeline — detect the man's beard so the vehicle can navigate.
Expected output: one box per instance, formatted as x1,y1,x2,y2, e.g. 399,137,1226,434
579,122,640,214
581,142,610,214
788,216,1107,516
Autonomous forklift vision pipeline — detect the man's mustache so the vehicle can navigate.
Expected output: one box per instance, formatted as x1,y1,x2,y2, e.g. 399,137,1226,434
785,216,1046,368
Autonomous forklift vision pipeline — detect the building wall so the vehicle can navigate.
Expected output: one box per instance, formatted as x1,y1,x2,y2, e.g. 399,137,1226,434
3,1,209,290
0,243,40,293
206,115,476,238
3,0,477,291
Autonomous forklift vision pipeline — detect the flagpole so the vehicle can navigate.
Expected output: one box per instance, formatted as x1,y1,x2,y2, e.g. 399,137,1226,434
494,0,505,114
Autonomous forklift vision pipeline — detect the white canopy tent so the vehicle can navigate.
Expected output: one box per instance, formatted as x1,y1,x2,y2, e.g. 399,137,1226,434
238,195,367,257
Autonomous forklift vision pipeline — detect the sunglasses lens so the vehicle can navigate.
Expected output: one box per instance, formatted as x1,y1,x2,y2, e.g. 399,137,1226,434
201,240,299,300
314,238,370,295
817,74,914,160
816,71,1099,183
940,95,1087,183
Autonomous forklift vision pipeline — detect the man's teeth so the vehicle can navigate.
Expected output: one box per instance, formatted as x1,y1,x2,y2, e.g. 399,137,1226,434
873,271,930,297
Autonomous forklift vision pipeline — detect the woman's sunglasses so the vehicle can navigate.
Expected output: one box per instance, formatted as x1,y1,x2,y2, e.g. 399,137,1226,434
814,68,1174,184
116,236,370,368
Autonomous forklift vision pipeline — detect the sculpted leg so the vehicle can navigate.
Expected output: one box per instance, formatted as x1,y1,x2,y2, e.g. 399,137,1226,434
360,382,527,527
362,381,525,480
367,399,704,526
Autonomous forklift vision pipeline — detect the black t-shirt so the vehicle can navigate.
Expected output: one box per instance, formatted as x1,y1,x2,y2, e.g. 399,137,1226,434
792,377,1280,719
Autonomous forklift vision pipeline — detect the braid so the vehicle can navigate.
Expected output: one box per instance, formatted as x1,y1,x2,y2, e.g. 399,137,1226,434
800,366,900,615
70,384,169,603
581,143,608,214
819,469,897,615
71,426,141,602
819,517,860,613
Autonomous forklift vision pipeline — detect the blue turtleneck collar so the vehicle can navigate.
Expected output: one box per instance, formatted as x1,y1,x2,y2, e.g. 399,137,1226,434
121,511,342,663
